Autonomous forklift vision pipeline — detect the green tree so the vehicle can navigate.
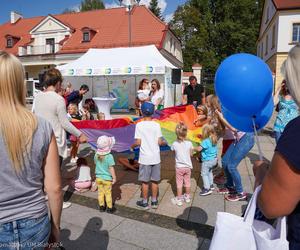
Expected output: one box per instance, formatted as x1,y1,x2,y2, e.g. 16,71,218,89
80,0,105,12
62,8,77,14
149,0,164,21
170,0,264,72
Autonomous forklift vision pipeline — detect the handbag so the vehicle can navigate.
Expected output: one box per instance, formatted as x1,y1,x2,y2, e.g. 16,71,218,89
209,186,289,250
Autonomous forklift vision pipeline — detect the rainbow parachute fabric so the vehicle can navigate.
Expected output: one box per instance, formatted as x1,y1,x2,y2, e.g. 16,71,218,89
72,105,202,152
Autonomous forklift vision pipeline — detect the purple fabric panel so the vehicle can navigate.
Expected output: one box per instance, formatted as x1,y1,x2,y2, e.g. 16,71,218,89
81,124,136,152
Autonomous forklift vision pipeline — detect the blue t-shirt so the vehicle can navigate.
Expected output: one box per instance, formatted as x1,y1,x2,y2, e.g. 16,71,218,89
200,138,217,162
94,153,115,181
276,116,300,249
274,96,299,133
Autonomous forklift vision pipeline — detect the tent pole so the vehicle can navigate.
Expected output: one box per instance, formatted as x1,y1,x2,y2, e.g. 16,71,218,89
173,82,176,107
92,76,94,97
107,76,110,95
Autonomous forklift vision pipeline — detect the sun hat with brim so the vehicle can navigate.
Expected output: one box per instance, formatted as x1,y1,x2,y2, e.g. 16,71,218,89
96,135,115,155
141,102,155,116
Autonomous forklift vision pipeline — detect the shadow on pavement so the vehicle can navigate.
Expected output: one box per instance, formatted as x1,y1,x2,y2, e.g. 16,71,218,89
247,152,271,165
60,217,109,250
176,206,213,249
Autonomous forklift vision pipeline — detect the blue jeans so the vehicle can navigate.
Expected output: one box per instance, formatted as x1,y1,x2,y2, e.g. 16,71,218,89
201,158,218,189
222,133,255,193
0,214,50,250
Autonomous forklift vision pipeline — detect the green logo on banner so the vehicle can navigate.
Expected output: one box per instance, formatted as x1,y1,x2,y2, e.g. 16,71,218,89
85,69,92,75
105,68,111,74
68,69,75,75
146,66,153,73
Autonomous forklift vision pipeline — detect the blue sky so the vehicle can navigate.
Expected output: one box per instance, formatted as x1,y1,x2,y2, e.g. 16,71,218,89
0,0,187,24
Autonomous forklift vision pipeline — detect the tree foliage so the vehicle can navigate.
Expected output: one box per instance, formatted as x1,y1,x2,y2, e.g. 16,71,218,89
80,0,105,12
149,0,164,21
62,8,77,14
170,0,264,72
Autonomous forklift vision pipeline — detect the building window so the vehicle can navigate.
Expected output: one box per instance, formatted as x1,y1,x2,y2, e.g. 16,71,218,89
6,38,13,48
83,32,90,42
46,38,55,53
170,38,173,53
261,43,264,57
272,25,276,49
292,23,300,43
265,35,268,55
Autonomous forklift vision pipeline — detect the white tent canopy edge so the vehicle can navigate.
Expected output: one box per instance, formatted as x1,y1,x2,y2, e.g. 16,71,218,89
57,45,176,76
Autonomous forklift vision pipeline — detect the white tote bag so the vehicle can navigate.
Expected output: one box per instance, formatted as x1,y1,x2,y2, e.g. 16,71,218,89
209,186,289,250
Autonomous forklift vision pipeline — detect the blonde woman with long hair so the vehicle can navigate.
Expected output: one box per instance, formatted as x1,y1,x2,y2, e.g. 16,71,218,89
255,44,300,250
0,51,62,247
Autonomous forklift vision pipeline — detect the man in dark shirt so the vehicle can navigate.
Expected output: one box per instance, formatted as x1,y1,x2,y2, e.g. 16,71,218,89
182,76,205,106
66,84,89,106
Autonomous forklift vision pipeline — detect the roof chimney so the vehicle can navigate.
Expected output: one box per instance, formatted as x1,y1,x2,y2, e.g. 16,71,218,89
11,11,22,24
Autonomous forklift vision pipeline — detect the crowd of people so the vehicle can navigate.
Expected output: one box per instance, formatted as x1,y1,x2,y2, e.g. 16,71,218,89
1,45,300,249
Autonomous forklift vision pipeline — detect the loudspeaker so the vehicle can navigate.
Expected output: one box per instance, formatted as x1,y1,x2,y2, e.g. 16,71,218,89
38,73,45,84
171,68,181,84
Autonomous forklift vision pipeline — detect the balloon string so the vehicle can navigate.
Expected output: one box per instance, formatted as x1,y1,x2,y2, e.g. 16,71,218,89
252,117,263,161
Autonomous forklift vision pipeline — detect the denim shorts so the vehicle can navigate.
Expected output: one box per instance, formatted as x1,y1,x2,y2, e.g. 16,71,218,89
138,164,161,182
0,214,50,250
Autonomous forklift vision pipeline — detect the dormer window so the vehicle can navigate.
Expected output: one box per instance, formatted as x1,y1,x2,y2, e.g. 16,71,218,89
5,35,20,48
83,31,90,42
7,37,13,48
81,27,96,43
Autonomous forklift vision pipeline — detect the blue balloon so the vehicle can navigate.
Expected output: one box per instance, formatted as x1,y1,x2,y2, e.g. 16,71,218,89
215,53,273,117
222,98,274,132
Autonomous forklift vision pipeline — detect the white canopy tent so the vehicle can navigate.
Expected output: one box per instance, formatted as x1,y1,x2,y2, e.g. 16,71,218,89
57,45,182,111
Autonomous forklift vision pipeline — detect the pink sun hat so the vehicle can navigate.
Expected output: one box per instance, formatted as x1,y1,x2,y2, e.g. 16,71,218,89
96,135,115,155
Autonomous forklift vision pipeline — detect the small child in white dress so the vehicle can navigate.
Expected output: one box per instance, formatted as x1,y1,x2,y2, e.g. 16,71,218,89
72,158,92,192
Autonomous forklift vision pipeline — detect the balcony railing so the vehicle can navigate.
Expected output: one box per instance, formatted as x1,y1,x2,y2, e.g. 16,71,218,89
18,44,61,56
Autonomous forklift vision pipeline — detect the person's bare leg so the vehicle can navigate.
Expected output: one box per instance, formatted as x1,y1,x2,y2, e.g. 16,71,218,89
142,182,149,200
177,187,183,198
185,187,191,197
151,181,158,200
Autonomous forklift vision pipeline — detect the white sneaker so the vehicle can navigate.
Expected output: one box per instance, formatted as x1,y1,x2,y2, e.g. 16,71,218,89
171,197,183,206
184,194,191,203
62,201,72,209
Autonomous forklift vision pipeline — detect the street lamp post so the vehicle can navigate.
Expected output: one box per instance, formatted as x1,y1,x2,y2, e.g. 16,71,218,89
119,0,140,47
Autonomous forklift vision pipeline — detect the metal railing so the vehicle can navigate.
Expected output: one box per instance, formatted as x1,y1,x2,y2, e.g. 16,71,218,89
18,44,61,56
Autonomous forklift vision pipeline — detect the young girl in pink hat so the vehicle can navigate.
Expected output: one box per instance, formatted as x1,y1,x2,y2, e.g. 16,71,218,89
94,135,117,213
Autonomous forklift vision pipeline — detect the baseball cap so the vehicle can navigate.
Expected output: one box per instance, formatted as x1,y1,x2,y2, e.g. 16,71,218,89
141,102,155,116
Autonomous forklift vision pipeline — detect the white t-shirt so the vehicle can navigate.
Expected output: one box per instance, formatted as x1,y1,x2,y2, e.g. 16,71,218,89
137,89,150,101
75,165,92,182
134,120,163,165
151,89,164,106
171,140,194,169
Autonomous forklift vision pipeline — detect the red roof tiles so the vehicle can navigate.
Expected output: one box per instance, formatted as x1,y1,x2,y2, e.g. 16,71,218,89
0,6,168,55
272,0,300,10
